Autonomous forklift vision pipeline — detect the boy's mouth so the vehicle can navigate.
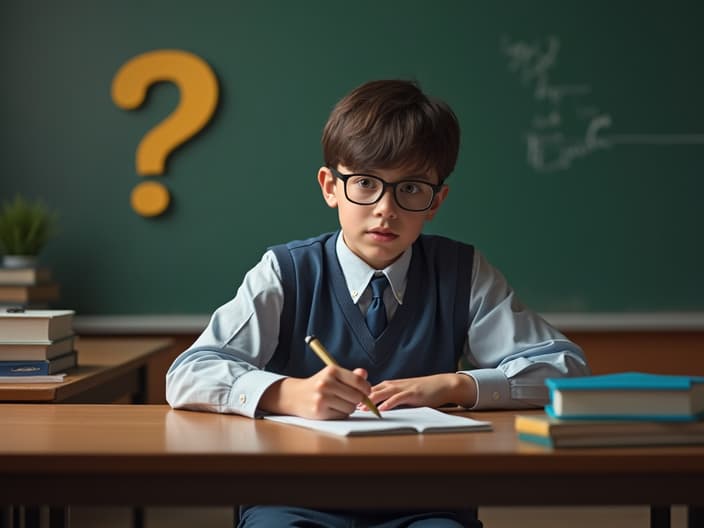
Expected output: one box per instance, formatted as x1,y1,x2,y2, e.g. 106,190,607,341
367,228,398,242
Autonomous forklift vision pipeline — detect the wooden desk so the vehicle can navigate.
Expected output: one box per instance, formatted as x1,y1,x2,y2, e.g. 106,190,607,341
1,405,702,525
0,339,173,528
0,337,172,403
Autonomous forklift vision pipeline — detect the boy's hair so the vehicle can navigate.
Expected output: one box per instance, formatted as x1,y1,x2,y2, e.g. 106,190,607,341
322,80,460,182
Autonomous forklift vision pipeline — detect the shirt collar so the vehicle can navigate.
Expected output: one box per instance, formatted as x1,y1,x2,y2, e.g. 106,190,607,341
335,231,409,305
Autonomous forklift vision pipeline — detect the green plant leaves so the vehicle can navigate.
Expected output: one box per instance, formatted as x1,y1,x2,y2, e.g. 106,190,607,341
0,195,58,256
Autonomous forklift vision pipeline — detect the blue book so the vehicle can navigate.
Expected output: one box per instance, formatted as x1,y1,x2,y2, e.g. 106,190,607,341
0,350,77,376
545,372,704,421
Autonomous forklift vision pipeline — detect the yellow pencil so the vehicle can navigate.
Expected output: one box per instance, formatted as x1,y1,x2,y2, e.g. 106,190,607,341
305,335,382,418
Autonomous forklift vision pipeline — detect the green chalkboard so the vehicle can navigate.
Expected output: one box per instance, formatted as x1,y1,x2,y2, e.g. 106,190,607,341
1,1,703,315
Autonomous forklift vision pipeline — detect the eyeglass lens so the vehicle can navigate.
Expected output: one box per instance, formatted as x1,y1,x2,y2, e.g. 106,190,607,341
345,175,434,211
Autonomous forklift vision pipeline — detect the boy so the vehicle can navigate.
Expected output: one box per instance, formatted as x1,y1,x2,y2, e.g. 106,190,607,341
166,79,590,527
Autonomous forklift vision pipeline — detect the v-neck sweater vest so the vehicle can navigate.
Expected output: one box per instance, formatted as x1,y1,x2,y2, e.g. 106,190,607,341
268,231,473,384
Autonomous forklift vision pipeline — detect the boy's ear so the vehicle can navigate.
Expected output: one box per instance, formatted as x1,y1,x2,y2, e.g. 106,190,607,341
318,166,339,208
425,184,449,221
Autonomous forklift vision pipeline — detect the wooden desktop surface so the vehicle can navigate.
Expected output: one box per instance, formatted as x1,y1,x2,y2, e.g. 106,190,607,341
0,337,172,402
1,404,703,509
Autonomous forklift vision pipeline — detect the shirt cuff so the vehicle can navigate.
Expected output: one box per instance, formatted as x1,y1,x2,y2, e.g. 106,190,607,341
463,368,511,410
229,369,287,418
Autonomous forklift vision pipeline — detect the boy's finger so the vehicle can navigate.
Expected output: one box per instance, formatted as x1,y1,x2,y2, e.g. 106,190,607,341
339,369,372,395
352,367,368,380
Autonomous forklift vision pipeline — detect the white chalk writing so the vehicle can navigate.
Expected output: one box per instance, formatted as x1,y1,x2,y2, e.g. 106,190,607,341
501,35,704,172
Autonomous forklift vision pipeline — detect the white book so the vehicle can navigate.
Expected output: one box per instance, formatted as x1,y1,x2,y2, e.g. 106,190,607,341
0,373,66,383
0,335,75,360
263,406,492,436
0,309,74,341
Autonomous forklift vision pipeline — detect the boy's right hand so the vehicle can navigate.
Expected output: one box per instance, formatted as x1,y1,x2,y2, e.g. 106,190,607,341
258,366,372,420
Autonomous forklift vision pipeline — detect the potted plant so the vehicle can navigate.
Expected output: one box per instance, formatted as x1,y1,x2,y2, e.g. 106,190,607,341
0,195,58,268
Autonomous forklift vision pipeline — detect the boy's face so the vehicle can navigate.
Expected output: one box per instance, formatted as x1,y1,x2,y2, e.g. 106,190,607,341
318,164,448,270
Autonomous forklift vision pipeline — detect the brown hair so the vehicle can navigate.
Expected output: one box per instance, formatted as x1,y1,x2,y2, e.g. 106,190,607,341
322,80,460,182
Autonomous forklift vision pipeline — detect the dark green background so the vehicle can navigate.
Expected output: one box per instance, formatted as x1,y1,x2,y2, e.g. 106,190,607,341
1,1,702,315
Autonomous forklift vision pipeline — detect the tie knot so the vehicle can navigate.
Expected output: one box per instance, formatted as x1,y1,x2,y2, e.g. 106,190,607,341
369,275,388,299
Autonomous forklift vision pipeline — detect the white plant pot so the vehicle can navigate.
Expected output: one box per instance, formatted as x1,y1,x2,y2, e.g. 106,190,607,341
2,255,38,268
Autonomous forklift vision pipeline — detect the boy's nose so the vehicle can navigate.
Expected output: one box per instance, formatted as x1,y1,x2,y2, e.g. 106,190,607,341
373,187,398,216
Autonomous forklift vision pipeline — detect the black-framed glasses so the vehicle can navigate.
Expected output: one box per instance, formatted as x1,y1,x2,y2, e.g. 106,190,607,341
329,167,443,212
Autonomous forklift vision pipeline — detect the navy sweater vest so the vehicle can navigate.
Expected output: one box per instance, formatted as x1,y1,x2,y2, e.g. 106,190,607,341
268,232,473,384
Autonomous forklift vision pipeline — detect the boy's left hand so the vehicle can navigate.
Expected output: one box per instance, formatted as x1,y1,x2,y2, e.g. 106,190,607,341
367,373,477,411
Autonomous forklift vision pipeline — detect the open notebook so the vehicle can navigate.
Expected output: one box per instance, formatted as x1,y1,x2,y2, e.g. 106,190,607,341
263,406,492,436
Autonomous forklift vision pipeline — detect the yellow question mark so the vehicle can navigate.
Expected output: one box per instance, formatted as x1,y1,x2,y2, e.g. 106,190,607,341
111,49,219,217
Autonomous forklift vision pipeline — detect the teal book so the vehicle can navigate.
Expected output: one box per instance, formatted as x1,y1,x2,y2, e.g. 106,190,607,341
545,372,704,421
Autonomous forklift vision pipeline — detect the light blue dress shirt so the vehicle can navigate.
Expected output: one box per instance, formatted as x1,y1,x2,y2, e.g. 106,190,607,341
166,233,589,417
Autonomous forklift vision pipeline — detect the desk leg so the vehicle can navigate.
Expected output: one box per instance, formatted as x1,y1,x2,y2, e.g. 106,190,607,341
24,506,41,528
7,505,70,528
689,506,704,528
133,366,147,404
133,506,145,528
650,506,671,528
0,506,13,528
49,506,69,528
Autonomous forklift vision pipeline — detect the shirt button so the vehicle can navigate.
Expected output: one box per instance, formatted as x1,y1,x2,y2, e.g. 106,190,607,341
238,393,247,405
352,290,358,298
492,391,501,401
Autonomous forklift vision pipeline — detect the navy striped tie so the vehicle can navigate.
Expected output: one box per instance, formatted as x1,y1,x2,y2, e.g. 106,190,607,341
365,275,389,338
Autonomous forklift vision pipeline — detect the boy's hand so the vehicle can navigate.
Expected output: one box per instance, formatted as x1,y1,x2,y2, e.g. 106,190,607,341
259,366,372,420
367,373,477,411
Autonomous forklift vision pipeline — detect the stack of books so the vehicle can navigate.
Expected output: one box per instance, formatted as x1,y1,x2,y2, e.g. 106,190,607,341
0,308,77,382
0,266,60,309
516,372,704,447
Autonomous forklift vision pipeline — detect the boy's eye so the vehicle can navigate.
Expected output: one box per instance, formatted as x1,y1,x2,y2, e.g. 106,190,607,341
352,177,379,190
399,182,421,194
